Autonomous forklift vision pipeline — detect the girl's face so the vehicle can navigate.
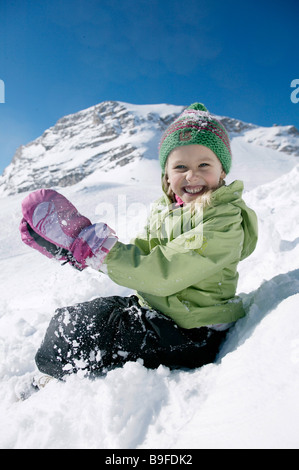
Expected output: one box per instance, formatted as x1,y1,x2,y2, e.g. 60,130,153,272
166,144,226,204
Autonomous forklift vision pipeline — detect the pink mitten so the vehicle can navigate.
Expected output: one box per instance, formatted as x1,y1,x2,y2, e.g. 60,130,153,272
20,189,117,270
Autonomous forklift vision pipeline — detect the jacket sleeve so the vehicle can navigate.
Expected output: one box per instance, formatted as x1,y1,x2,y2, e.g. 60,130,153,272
104,209,244,297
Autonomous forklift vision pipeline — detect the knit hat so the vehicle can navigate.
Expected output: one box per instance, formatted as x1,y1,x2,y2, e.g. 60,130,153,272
159,102,232,174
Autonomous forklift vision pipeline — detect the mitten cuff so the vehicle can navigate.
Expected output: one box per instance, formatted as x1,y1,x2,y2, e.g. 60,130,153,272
86,235,118,270
70,223,118,270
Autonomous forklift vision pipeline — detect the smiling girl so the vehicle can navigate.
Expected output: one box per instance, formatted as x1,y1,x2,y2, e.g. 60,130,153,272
163,144,226,205
20,102,258,380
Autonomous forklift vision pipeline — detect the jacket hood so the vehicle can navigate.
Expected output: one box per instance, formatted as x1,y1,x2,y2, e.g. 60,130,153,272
162,179,258,261
211,180,258,260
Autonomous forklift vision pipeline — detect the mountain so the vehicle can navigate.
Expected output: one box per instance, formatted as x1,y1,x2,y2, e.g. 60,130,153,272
1,100,298,196
0,102,299,449
0,101,182,196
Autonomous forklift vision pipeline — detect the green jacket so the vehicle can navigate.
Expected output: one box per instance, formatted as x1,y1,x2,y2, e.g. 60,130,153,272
104,181,258,328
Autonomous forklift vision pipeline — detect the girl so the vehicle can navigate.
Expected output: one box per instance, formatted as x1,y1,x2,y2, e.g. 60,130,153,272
20,103,258,379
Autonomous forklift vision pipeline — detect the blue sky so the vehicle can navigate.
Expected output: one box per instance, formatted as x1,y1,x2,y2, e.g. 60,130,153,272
0,0,298,174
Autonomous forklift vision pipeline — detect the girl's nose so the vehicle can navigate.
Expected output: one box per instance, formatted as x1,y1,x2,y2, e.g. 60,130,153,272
186,169,199,182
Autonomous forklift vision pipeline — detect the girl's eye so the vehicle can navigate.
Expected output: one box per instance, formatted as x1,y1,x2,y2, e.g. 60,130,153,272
173,163,210,170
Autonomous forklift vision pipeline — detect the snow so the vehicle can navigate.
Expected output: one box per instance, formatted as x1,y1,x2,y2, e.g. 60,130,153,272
1,126,299,449
228,137,296,189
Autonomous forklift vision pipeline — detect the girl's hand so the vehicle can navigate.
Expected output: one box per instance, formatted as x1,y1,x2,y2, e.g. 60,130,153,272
19,189,117,270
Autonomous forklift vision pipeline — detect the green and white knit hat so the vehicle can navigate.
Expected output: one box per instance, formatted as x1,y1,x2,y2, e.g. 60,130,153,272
159,102,232,174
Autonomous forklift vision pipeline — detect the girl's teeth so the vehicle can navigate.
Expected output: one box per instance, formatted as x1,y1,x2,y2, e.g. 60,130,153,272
185,187,203,194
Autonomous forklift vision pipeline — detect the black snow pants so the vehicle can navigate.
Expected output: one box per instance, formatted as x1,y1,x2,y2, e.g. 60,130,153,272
35,295,228,379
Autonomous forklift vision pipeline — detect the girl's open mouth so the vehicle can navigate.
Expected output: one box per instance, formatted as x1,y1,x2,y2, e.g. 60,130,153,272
183,186,205,195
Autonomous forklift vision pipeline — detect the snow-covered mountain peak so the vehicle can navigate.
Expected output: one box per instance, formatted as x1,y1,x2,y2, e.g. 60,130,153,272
0,101,184,196
241,123,299,156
